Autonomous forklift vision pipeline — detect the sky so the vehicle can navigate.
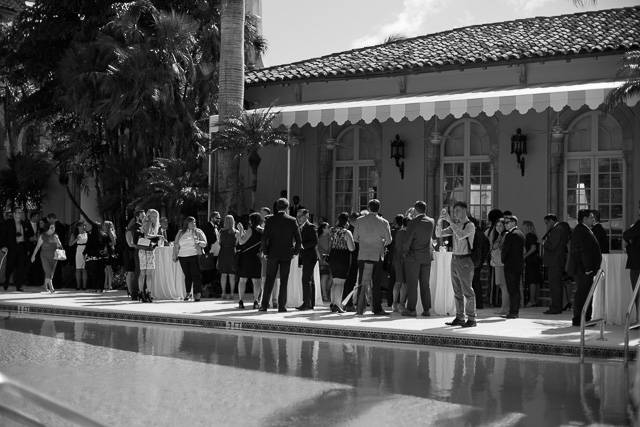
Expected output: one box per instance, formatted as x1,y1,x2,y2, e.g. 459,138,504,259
260,0,639,67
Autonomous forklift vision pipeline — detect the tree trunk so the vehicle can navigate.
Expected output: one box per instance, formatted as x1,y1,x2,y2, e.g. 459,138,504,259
217,0,245,215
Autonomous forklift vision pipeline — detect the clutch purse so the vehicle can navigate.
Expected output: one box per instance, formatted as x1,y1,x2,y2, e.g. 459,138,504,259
54,248,67,261
138,237,151,246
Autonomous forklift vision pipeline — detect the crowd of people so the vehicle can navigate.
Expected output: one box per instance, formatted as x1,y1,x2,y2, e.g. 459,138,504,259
1,196,639,328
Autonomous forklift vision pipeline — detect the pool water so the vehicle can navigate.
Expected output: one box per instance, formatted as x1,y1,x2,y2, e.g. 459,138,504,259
0,313,634,426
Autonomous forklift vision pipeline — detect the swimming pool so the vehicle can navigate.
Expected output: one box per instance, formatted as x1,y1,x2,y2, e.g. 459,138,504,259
0,314,633,426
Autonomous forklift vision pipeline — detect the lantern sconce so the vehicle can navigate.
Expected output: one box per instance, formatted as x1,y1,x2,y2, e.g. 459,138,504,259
390,134,405,179
510,128,527,177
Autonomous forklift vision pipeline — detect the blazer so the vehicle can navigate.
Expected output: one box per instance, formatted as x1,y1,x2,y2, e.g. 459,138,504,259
591,223,609,254
261,211,301,259
623,219,640,270
201,221,218,251
299,221,318,263
566,222,602,276
542,222,570,267
0,219,29,251
402,214,434,265
501,227,525,273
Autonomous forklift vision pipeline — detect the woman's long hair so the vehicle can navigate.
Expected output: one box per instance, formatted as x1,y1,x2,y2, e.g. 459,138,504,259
521,220,538,238
223,215,236,231
143,209,160,235
180,216,197,234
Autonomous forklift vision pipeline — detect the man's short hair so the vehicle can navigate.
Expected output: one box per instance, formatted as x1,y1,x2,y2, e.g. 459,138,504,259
46,213,57,221
160,216,168,223
544,213,558,222
591,209,601,222
394,214,404,227
453,201,468,210
297,208,309,217
507,215,519,225
211,211,220,220
134,209,145,218
29,212,39,220
367,199,381,213
414,201,426,214
276,198,289,212
280,189,287,197
260,207,271,215
577,209,592,224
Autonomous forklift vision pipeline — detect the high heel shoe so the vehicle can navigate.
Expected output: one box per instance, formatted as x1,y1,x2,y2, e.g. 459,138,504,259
194,293,201,302
563,303,572,311
330,303,337,313
238,300,244,309
184,293,192,301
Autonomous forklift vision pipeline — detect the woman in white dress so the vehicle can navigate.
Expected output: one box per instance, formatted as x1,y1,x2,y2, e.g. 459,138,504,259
138,209,160,302
69,220,88,291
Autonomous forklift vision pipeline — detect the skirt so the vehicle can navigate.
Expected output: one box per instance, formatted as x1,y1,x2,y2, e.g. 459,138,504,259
139,249,155,270
328,248,351,280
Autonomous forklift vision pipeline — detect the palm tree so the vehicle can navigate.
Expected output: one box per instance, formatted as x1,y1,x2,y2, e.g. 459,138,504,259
217,0,245,215
604,51,640,112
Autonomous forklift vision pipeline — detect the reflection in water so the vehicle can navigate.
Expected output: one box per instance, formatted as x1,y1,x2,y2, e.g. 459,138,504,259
0,316,633,426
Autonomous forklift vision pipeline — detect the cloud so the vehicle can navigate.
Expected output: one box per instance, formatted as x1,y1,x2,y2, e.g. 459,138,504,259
351,0,443,48
506,0,556,14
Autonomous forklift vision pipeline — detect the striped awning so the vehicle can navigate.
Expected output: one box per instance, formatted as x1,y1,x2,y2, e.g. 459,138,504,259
256,81,637,128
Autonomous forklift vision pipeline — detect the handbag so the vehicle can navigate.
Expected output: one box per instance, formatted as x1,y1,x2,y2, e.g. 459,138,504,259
198,249,216,271
54,248,67,261
211,233,221,257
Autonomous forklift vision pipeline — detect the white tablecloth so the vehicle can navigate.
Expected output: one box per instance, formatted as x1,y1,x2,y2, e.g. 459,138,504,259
593,253,634,325
285,255,324,308
416,252,456,316
152,246,186,300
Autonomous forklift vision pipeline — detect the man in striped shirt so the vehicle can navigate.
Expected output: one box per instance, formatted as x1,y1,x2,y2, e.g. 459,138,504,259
436,201,477,327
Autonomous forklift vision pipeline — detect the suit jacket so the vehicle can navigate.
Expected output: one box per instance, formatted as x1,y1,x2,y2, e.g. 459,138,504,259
501,227,525,273
0,219,28,251
24,220,38,251
623,218,640,270
542,222,570,267
261,211,301,259
402,214,434,264
566,222,602,276
201,221,218,251
299,221,318,263
591,223,609,254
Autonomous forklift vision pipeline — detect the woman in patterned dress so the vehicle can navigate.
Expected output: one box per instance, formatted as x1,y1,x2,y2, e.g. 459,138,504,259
328,212,355,313
138,209,160,302
30,223,63,293
69,220,88,291
217,215,240,300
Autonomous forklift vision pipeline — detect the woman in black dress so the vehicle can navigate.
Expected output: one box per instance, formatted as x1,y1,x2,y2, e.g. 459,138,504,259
236,213,263,309
522,220,542,308
84,222,110,292
328,212,355,313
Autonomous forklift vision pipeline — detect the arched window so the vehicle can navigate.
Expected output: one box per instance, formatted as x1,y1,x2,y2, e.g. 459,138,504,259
564,111,625,251
333,126,377,220
440,119,492,222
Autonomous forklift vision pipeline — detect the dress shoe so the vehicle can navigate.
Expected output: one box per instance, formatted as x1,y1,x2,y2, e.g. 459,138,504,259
345,305,356,312
563,303,573,311
16,287,24,292
445,318,465,326
278,308,288,313
401,308,417,317
461,320,477,328
543,310,562,315
258,307,267,312
194,293,201,302
296,305,311,311
502,313,518,319
253,301,259,309
373,310,390,316
2,282,7,291
421,311,431,317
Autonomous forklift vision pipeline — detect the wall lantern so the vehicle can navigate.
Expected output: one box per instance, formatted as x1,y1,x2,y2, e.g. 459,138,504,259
325,137,337,151
390,134,405,179
510,128,527,176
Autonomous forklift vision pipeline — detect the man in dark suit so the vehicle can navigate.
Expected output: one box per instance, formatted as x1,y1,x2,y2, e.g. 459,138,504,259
400,200,434,317
501,215,525,319
566,209,602,327
623,204,640,316
590,209,609,254
24,211,42,286
0,206,29,291
542,213,571,314
289,195,305,217
260,198,302,312
470,216,490,309
200,212,221,291
296,209,317,310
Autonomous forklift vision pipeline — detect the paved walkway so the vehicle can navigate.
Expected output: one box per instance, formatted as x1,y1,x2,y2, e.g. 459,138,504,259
0,287,637,361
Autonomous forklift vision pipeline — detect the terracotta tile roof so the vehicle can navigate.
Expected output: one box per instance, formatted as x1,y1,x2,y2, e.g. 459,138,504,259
246,6,640,86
